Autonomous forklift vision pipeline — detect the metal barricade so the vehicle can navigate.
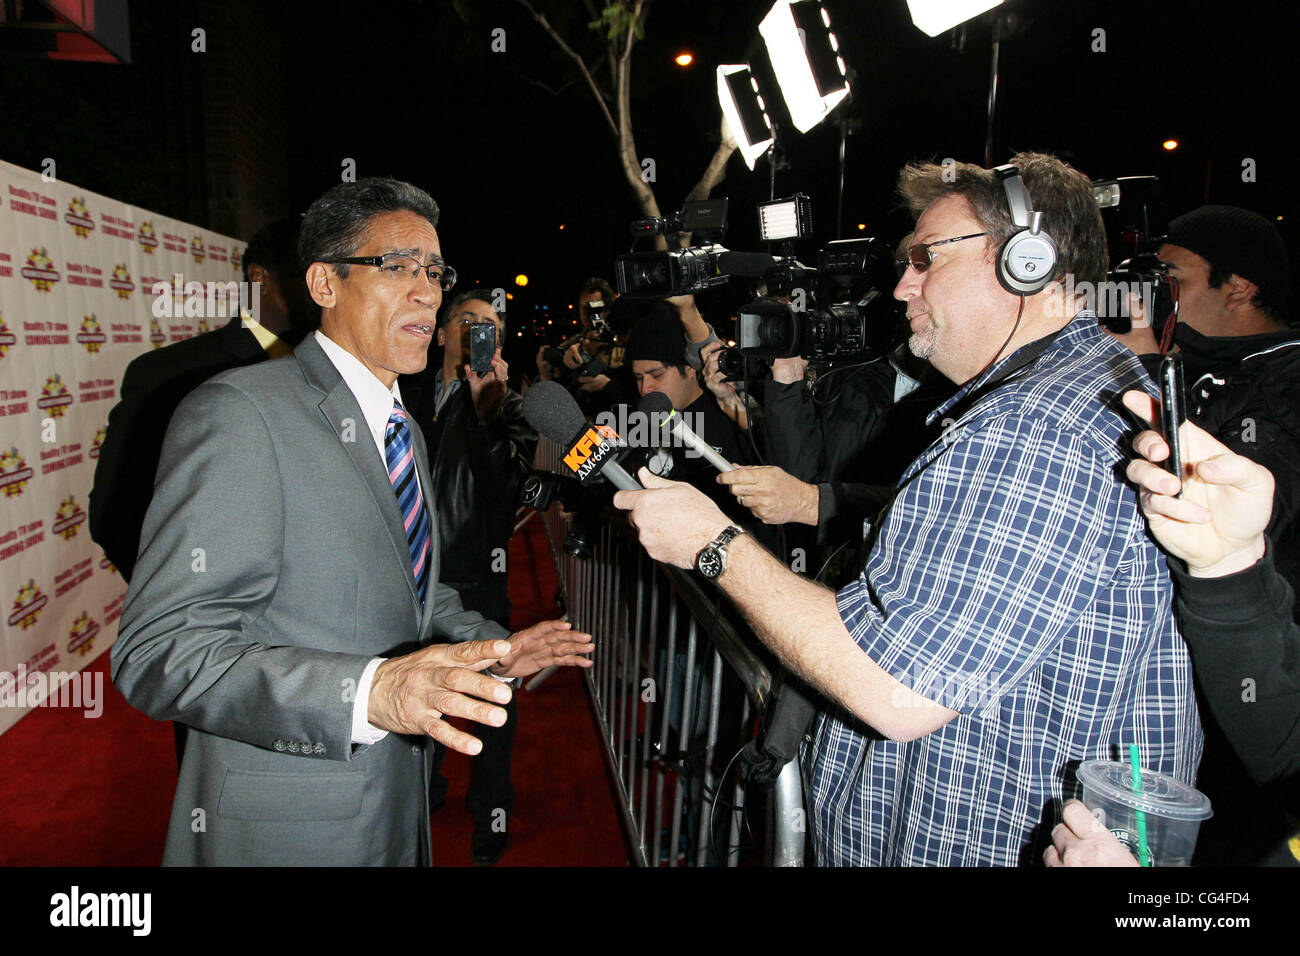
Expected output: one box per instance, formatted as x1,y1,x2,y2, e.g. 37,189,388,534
533,437,805,867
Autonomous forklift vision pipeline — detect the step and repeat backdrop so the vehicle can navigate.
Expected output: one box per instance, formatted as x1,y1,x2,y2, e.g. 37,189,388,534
0,159,242,735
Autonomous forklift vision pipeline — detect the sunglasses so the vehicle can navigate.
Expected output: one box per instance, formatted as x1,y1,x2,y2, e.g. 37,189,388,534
897,232,988,275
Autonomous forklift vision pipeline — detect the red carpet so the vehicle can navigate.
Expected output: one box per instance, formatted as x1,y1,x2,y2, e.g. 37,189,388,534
0,516,629,867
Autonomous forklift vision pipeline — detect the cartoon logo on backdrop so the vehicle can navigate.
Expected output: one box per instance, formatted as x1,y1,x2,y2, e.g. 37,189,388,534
190,236,206,264
77,315,106,354
67,611,99,657
0,448,33,498
8,580,48,630
37,375,73,418
53,496,86,541
0,314,15,358
137,220,158,254
64,197,95,238
20,247,60,292
109,264,135,299
88,426,106,460
231,246,242,274
149,320,166,349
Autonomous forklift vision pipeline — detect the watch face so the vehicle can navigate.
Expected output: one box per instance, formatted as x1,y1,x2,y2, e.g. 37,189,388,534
696,548,723,578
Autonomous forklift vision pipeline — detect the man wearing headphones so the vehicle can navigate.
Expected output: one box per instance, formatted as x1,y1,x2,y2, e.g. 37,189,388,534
614,153,1201,866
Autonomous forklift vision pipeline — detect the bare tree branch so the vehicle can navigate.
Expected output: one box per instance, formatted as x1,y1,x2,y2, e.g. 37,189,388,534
515,0,619,138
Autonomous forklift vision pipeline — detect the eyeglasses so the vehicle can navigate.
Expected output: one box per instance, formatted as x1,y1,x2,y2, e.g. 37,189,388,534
323,252,458,291
897,233,988,275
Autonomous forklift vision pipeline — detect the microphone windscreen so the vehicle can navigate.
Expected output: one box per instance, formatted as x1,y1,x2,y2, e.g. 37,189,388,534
522,381,586,444
636,391,674,416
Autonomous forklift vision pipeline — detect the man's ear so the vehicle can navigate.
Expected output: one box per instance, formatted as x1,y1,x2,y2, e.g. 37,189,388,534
305,262,336,309
1224,273,1259,313
436,323,446,346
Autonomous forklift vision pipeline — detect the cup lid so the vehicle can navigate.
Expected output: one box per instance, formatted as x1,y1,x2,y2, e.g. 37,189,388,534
1077,759,1213,821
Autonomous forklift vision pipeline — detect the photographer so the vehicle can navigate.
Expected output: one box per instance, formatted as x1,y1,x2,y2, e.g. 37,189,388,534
535,276,618,389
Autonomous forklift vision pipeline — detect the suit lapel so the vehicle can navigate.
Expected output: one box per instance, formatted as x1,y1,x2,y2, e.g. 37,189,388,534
295,336,422,613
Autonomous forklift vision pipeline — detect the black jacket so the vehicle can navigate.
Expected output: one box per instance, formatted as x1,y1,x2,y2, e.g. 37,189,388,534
404,372,537,624
89,316,265,580
1141,325,1300,618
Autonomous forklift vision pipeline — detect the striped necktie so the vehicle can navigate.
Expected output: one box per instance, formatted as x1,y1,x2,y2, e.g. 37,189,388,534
384,402,431,604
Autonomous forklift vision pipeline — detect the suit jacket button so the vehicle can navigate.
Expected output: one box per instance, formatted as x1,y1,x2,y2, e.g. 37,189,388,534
274,739,286,752
300,740,312,754
287,740,299,753
314,743,326,755
412,744,420,755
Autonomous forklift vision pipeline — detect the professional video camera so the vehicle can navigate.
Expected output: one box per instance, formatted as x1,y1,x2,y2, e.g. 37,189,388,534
614,198,731,298
1092,176,1178,342
729,237,901,364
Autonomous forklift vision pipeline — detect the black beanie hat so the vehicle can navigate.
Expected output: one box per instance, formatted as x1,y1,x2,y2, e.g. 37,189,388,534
1166,205,1290,317
625,303,688,367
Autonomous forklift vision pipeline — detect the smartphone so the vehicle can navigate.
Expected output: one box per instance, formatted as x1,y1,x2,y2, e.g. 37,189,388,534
465,323,496,375
1158,353,1186,492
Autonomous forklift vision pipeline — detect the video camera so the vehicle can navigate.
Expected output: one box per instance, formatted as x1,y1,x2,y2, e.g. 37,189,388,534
614,199,731,298
1092,176,1178,339
729,237,901,366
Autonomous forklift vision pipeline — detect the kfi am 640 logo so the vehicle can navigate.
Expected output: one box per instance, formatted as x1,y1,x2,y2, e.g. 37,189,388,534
190,236,206,264
109,264,135,299
77,315,106,354
88,426,106,460
20,247,60,292
0,314,15,358
0,448,33,498
64,197,95,238
67,611,99,657
197,316,211,334
8,580,48,630
53,496,86,540
149,319,165,349
37,375,73,418
137,220,158,254
231,246,242,273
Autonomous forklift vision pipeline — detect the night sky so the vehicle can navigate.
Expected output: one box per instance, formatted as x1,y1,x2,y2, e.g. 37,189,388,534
286,0,1294,345
7,0,1293,352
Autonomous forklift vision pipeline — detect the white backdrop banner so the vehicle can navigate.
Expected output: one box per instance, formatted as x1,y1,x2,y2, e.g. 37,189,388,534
0,159,242,735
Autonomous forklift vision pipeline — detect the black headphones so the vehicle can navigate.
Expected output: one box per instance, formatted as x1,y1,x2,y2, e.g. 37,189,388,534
993,164,1058,296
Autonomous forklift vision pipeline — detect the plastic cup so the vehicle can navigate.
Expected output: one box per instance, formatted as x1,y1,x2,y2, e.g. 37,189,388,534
1076,759,1213,867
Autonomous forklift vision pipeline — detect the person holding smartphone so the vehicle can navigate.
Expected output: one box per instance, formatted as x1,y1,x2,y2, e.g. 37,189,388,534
1048,391,1299,866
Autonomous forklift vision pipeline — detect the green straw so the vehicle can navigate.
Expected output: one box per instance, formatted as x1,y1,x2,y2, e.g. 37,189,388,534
1129,744,1151,867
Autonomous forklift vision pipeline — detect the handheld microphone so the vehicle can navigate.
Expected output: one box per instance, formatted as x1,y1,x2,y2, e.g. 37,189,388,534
523,381,643,491
638,392,736,474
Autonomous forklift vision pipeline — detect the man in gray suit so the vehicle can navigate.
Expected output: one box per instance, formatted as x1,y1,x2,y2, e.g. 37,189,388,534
112,178,593,865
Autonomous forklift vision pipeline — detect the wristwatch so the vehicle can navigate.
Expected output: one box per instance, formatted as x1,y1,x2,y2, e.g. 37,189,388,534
695,525,745,580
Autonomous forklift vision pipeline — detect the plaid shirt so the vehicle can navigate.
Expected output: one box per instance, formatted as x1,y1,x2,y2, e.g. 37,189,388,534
806,313,1203,866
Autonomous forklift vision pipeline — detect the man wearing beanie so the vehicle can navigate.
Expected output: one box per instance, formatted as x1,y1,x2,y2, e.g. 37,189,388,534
624,304,757,524
1144,204,1300,865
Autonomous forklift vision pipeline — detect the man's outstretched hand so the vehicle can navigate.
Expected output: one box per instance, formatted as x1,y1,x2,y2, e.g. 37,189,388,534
368,638,515,755
492,619,594,678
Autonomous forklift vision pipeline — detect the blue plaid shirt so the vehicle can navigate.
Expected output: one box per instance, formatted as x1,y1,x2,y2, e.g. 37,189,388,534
806,312,1203,866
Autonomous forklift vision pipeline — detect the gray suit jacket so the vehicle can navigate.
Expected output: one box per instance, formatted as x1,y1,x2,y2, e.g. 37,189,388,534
112,334,507,865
